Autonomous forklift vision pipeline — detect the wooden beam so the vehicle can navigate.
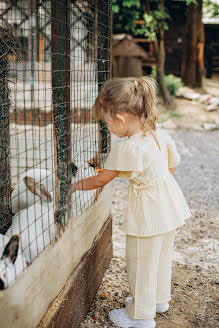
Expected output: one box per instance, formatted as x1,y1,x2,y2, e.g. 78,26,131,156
38,216,112,328
134,38,153,43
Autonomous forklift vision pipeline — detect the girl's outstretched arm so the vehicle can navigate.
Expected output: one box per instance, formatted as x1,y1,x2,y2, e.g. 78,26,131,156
72,169,120,192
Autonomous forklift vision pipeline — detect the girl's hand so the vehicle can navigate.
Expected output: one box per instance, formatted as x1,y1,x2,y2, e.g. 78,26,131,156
71,169,120,192
72,181,80,193
72,183,76,193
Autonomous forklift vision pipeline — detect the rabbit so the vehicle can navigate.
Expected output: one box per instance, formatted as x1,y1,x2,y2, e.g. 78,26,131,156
72,160,96,180
11,169,54,214
0,234,27,290
6,177,56,264
71,161,96,216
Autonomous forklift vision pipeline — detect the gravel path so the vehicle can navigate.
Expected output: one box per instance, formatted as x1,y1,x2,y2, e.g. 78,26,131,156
80,129,219,328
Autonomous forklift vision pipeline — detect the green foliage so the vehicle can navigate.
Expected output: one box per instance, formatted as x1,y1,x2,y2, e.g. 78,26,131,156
112,0,142,34
112,0,195,37
142,7,170,40
184,0,197,5
112,0,171,36
112,0,219,37
163,74,184,96
203,0,219,17
151,68,183,97
142,13,157,40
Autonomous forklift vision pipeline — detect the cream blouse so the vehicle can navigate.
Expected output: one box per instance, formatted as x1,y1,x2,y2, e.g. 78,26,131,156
104,127,192,237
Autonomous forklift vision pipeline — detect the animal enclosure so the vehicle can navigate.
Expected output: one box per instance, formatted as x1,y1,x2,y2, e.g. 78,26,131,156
0,0,111,296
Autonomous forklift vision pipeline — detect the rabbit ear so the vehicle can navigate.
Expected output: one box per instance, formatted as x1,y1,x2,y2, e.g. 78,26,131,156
23,176,52,203
39,183,52,203
1,235,19,264
71,162,78,176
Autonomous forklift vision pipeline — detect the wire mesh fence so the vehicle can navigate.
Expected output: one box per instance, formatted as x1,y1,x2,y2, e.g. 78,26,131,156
0,0,112,289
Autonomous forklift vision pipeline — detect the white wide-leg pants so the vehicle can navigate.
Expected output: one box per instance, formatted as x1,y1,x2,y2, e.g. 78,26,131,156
125,228,177,320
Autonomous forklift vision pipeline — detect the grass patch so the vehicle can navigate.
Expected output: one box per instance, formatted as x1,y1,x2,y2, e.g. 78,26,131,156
201,121,219,131
158,110,183,123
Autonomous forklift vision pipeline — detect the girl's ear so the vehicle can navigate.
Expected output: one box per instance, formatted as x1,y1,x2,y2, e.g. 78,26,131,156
115,113,126,123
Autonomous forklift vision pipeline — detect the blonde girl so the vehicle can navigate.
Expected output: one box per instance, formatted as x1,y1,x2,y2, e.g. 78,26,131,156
72,77,192,328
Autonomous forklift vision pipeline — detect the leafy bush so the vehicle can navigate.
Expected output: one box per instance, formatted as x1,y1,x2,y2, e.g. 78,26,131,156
151,68,183,97
163,74,183,96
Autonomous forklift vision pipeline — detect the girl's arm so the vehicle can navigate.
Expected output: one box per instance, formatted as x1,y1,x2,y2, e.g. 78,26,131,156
169,167,176,174
72,169,120,192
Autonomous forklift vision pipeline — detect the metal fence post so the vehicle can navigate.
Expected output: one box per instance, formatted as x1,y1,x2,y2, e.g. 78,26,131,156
0,27,13,233
97,0,111,155
51,0,71,229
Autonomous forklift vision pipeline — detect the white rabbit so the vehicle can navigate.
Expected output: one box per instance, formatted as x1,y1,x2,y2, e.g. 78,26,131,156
71,161,96,216
11,169,54,214
0,234,27,290
72,160,96,180
6,177,56,264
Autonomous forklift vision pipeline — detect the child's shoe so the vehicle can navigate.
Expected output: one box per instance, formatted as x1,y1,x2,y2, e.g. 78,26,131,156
108,308,156,328
124,296,169,313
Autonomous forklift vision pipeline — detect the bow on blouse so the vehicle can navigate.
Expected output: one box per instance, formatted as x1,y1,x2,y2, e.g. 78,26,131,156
130,177,162,211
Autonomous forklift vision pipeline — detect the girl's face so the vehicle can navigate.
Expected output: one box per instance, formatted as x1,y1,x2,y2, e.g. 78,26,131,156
105,116,128,138
101,112,143,138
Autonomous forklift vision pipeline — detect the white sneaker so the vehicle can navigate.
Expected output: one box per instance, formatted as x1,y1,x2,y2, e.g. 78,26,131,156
124,297,169,313
109,308,156,328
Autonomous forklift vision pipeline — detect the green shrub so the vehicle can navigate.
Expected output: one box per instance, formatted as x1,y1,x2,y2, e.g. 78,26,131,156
163,74,183,96
150,68,183,97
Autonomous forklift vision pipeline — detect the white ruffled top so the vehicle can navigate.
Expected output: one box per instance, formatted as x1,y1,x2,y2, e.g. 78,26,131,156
104,127,192,237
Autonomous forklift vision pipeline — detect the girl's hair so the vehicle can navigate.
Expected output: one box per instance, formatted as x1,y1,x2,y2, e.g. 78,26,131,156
93,76,158,135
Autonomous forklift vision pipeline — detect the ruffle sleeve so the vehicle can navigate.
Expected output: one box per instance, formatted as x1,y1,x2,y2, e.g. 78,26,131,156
104,139,145,174
166,134,181,168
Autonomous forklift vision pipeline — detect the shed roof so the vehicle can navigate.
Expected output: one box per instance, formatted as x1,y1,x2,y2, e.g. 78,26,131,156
113,36,148,59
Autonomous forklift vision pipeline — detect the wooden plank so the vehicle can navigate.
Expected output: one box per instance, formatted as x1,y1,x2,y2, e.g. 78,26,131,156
134,38,153,43
39,36,44,62
10,110,94,126
38,216,113,328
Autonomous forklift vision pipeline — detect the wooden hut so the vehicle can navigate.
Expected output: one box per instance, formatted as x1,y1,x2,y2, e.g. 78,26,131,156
203,17,219,78
112,34,150,77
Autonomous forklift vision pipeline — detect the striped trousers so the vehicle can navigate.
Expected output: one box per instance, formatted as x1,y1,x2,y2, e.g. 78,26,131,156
125,228,177,320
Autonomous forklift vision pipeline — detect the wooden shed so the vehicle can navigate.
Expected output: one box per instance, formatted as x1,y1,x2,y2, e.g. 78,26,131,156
112,34,150,77
203,17,219,78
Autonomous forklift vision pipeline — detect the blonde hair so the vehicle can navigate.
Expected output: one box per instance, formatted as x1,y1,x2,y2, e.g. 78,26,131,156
93,76,158,135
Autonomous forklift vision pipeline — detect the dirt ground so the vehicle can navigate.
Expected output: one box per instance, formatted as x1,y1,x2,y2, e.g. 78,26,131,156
79,78,219,328
158,77,219,130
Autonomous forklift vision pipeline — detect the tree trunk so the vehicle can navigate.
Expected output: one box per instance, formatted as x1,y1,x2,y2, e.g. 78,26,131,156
181,0,204,87
155,0,174,108
196,0,205,85
156,29,174,107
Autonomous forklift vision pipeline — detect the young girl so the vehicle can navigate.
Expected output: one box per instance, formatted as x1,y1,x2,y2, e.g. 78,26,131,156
72,77,192,328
